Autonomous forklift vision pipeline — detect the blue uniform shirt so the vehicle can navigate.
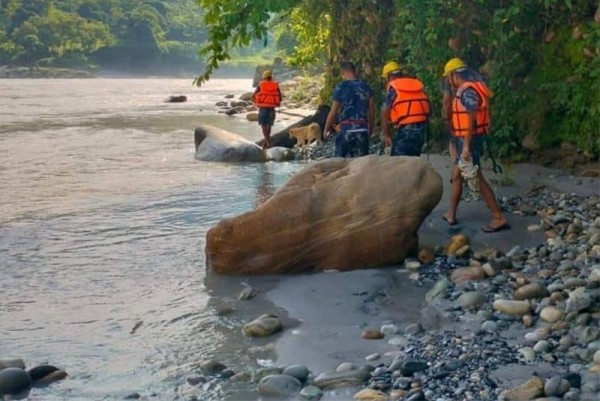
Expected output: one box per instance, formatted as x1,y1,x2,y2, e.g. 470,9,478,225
332,79,374,123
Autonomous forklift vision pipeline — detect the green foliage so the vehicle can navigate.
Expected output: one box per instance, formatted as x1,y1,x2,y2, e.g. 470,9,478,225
274,3,330,68
393,0,599,157
193,0,300,86
0,0,207,72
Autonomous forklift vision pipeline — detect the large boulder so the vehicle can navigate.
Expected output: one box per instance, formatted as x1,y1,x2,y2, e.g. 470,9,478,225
194,124,266,163
206,156,442,274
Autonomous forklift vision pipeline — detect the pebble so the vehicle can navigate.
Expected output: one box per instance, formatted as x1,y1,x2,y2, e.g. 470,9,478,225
300,385,323,400
242,314,282,337
362,329,385,340
493,299,532,315
540,306,564,323
544,375,571,397
257,374,302,396
282,364,310,382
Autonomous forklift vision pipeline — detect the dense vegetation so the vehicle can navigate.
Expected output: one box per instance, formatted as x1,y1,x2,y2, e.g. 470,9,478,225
196,0,599,158
1,0,597,157
0,0,274,75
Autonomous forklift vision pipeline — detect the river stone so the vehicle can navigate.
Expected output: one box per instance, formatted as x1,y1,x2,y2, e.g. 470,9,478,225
27,365,67,384
282,364,309,382
362,329,384,340
336,362,357,372
445,234,470,255
457,291,486,308
353,388,388,401
242,314,282,337
0,358,25,371
194,124,266,162
426,278,451,303
451,266,485,284
590,266,600,282
499,376,544,400
258,374,301,397
514,283,549,300
265,146,295,162
493,299,532,315
545,375,571,397
300,385,323,400
565,288,592,313
0,367,32,395
400,359,428,376
199,360,227,375
417,247,435,264
540,306,564,323
593,350,600,364
206,156,442,274
314,369,369,389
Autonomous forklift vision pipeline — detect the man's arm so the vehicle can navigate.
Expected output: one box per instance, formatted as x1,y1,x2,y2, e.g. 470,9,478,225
324,101,341,139
381,106,392,147
460,88,481,160
367,96,375,137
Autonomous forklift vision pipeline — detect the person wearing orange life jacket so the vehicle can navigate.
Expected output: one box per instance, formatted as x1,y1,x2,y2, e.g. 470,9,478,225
441,64,509,233
441,58,487,163
380,62,430,156
252,69,282,149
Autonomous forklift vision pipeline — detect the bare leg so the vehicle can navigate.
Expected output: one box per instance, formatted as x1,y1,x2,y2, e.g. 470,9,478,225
449,139,458,162
444,166,463,224
262,125,272,148
478,171,507,228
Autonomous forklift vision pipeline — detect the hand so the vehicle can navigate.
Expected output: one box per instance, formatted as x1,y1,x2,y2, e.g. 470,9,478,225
383,135,392,148
461,148,471,161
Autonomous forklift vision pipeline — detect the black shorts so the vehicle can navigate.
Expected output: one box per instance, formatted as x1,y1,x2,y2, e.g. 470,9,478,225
258,108,275,126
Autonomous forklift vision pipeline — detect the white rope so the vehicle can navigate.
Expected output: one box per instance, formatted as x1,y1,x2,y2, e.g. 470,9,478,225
458,158,479,191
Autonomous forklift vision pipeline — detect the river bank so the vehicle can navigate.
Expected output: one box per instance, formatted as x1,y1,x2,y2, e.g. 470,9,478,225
198,155,600,401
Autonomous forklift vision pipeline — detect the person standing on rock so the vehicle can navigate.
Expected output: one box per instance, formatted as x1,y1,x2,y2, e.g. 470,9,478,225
323,62,375,157
442,63,509,233
380,62,430,156
253,69,282,149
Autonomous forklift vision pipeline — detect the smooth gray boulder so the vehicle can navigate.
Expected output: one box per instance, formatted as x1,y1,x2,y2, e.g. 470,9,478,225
0,367,32,395
194,124,266,163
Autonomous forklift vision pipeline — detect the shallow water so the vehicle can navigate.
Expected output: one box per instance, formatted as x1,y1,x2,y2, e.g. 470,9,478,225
0,78,302,400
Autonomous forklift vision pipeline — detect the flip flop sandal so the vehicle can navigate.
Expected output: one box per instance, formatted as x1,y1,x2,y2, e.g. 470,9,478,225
481,224,511,233
442,215,458,226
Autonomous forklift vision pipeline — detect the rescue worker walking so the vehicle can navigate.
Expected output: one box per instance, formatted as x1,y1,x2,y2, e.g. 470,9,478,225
323,62,375,158
441,58,486,162
442,63,509,233
380,62,430,156
253,69,282,149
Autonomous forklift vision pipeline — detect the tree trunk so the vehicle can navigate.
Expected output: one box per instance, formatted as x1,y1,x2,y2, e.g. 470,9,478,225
320,0,395,102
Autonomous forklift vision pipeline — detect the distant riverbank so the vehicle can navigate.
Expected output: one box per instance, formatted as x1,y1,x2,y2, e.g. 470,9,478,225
0,66,94,79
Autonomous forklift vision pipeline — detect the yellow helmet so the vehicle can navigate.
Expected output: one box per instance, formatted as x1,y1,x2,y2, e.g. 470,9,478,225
381,61,401,78
262,69,272,79
443,58,466,76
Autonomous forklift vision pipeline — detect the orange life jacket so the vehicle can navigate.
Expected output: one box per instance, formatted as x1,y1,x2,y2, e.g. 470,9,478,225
254,80,281,108
388,78,430,125
451,81,491,137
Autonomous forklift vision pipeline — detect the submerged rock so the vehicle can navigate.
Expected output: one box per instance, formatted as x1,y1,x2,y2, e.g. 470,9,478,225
242,314,282,337
206,156,442,274
0,367,32,395
257,374,302,396
194,124,266,163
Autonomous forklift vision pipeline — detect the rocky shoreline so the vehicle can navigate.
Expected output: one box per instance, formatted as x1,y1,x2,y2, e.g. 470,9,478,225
181,156,600,401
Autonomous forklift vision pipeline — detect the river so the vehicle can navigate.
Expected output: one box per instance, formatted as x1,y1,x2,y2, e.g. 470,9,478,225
0,78,303,400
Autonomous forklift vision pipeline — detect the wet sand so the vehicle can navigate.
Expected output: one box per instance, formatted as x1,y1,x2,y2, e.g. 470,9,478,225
202,151,599,399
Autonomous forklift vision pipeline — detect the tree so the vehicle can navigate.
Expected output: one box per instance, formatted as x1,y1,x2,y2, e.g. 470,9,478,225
194,0,394,102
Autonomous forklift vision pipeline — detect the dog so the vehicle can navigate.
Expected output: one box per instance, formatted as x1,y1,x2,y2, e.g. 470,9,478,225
288,122,322,148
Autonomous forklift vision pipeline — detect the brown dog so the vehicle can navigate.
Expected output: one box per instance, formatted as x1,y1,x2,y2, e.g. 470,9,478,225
289,122,322,148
